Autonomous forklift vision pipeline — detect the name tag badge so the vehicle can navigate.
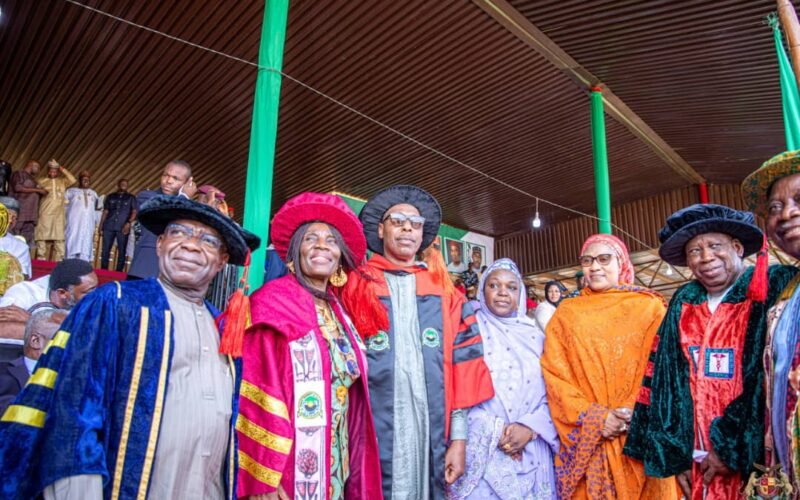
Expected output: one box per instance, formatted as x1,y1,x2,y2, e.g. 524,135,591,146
704,348,735,380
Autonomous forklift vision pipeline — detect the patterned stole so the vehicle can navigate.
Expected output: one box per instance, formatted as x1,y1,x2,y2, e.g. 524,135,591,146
290,331,328,500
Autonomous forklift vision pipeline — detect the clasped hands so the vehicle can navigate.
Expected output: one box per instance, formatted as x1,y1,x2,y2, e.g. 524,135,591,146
496,422,537,461
602,407,632,440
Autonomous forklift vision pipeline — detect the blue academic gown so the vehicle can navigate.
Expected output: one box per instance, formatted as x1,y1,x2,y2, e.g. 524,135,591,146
0,279,242,500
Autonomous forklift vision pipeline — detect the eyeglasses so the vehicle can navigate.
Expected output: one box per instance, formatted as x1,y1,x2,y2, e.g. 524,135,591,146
382,212,426,229
165,222,223,250
578,254,614,267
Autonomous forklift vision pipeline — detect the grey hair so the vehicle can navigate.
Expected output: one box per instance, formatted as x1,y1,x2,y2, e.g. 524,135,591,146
24,307,62,346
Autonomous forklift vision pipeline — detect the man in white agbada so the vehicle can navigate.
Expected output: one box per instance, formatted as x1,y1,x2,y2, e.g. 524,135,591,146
65,171,99,262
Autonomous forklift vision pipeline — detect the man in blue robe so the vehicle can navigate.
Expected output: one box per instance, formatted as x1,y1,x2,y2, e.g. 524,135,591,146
0,195,259,499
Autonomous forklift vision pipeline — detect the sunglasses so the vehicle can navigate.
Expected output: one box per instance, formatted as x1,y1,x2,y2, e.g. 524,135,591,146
578,254,614,267
382,212,426,229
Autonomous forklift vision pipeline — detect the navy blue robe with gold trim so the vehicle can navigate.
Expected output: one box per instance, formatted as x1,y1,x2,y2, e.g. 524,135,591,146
0,278,241,499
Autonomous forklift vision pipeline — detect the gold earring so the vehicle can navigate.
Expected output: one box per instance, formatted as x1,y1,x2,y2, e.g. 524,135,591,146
286,260,295,274
329,266,348,287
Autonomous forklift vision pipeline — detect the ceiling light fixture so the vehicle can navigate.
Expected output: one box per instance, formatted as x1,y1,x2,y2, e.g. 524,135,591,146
532,198,541,229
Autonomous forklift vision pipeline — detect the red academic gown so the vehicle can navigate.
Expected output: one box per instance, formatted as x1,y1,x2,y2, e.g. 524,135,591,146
680,300,751,499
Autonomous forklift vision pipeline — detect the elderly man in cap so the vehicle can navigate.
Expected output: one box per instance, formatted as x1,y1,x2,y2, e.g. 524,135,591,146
34,160,77,261
0,196,260,500
342,185,493,499
0,197,31,278
742,150,800,492
624,204,797,499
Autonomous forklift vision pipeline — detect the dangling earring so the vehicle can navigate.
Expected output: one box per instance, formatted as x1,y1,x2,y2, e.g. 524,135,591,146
329,266,348,287
286,260,295,274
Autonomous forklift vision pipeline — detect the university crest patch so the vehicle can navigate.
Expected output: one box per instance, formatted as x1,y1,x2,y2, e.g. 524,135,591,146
422,327,440,348
368,330,389,351
297,391,322,420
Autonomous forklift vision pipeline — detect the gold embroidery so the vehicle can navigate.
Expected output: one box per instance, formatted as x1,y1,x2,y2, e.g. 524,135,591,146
111,307,149,500
236,413,292,455
137,310,171,500
240,380,290,422
1,405,46,427
28,368,58,389
227,354,236,499
239,450,282,487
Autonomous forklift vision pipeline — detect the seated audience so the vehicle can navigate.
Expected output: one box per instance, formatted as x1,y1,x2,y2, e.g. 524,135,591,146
0,307,66,413
0,259,97,346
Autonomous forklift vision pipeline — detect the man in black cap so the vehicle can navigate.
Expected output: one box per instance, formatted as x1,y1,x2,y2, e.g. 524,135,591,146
624,204,797,499
0,196,260,500
342,185,493,500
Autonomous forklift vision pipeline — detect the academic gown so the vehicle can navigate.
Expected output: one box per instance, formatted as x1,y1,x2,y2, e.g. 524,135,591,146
625,266,797,499
349,254,495,500
0,278,242,500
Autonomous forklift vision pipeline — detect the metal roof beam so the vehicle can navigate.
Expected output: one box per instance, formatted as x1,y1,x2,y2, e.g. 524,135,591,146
472,0,706,184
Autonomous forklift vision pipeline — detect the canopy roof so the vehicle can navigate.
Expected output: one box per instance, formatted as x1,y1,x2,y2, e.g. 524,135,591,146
0,0,785,237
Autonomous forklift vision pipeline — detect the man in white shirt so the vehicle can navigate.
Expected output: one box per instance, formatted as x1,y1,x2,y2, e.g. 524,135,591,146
0,260,98,349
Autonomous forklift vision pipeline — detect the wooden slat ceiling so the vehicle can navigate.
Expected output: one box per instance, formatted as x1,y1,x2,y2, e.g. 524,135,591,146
0,0,787,237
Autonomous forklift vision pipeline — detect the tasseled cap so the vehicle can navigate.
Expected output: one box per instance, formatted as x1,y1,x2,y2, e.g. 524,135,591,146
658,203,769,302
138,195,260,265
658,204,764,267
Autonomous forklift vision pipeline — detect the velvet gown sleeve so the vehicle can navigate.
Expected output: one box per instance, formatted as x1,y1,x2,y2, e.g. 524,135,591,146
709,265,799,477
0,285,120,499
237,323,295,497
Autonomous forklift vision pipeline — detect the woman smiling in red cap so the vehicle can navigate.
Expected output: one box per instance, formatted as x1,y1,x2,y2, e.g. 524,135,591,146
236,193,382,500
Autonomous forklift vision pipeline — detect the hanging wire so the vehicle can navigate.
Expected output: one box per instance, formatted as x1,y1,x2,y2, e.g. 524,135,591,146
62,0,655,249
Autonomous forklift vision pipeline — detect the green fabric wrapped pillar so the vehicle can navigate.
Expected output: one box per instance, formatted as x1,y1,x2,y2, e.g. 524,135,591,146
243,0,290,291
590,87,612,234
773,15,800,150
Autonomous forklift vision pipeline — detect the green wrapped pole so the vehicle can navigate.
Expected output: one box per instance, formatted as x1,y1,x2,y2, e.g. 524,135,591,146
773,16,800,150
243,0,290,291
590,87,612,234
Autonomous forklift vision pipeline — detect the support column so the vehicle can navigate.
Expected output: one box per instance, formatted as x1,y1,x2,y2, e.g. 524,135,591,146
698,183,709,204
773,14,800,150
243,0,290,291
590,86,612,234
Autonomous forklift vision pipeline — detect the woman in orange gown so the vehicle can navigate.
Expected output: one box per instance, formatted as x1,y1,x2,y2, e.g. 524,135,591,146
541,234,676,499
